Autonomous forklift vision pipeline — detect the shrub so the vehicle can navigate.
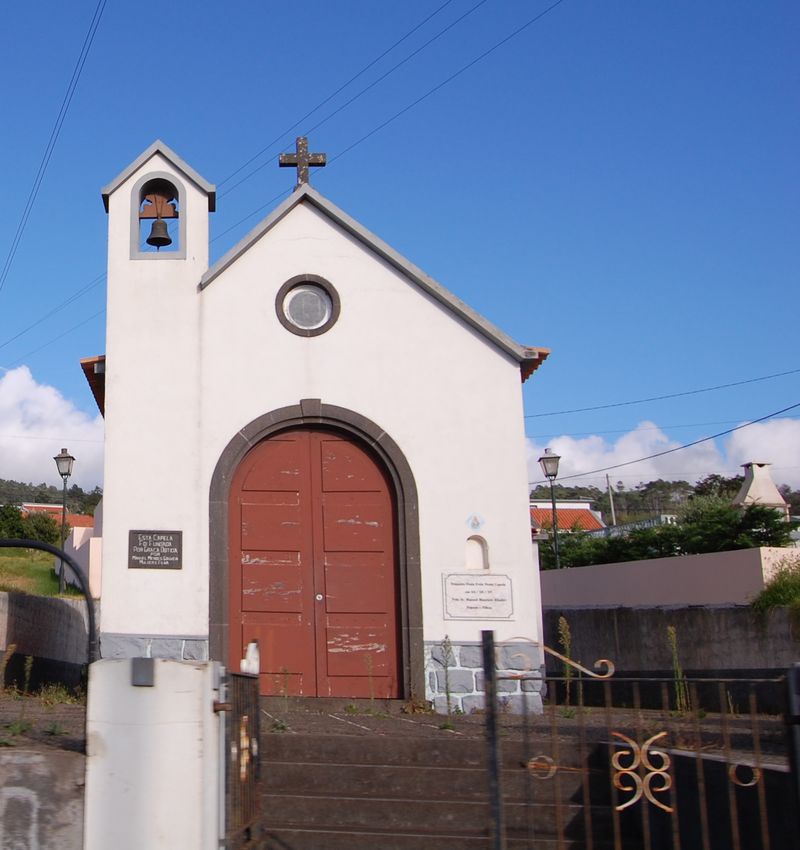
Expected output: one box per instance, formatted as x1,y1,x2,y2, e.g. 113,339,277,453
752,558,800,613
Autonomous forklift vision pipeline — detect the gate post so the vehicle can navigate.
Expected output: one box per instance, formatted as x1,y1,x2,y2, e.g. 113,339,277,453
482,630,507,850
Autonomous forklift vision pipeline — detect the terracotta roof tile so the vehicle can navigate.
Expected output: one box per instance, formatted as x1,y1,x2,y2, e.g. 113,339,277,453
530,507,604,532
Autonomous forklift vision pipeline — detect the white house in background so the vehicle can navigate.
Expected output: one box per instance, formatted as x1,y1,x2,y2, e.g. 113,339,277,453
80,139,550,709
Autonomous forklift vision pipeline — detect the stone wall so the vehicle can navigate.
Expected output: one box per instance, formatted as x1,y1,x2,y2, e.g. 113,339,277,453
424,640,543,714
0,749,84,850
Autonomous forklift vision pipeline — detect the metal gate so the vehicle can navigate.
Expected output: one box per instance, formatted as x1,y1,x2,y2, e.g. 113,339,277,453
223,671,261,849
482,630,800,850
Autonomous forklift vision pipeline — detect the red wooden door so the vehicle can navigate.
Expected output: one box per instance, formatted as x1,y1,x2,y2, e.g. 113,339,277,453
229,429,400,697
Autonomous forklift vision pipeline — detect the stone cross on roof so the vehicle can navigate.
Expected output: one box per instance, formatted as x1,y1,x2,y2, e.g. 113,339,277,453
279,136,326,187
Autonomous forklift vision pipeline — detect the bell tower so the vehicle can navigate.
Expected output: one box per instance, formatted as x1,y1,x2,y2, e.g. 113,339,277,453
99,141,216,656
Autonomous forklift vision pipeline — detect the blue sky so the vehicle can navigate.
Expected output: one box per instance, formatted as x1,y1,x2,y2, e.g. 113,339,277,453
0,0,798,491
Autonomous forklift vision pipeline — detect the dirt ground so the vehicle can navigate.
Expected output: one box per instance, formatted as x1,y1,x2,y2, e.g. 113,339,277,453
0,688,786,767
0,690,86,753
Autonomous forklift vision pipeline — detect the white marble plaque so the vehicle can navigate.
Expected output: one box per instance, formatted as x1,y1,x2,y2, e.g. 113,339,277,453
443,573,513,620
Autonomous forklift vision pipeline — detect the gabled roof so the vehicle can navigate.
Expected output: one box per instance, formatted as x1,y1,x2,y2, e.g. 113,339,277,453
101,140,216,212
531,506,605,532
199,184,549,381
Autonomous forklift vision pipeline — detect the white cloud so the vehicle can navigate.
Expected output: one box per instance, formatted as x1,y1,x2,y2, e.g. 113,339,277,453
527,418,800,490
0,366,103,490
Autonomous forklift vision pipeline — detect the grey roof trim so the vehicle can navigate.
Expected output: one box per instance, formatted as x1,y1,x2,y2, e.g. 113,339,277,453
101,140,216,212
200,185,543,367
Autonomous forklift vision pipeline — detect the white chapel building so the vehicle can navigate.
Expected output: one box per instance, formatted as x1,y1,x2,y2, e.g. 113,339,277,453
80,139,550,709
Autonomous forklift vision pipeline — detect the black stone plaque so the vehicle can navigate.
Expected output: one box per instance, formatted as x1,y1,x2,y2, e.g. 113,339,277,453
128,530,183,569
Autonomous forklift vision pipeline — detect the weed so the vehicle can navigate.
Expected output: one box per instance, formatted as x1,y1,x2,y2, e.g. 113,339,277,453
5,719,32,736
279,667,290,713
667,625,691,714
365,653,375,710
44,722,65,736
401,695,433,714
726,690,738,717
22,656,33,696
270,718,288,733
344,703,359,715
753,556,800,614
38,683,84,707
560,706,577,719
0,643,16,688
557,616,573,707
438,635,456,721
439,718,455,731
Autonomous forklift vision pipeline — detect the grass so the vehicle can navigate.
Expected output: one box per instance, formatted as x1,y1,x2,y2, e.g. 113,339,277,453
0,549,80,596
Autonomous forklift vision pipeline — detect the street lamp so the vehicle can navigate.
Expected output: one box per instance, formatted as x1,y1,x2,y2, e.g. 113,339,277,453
53,448,75,593
538,448,562,570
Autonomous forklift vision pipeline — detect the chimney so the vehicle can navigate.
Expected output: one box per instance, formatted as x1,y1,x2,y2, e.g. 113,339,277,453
732,462,790,521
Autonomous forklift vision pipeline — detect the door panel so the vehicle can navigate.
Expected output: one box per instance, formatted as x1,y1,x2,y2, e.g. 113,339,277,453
229,428,400,698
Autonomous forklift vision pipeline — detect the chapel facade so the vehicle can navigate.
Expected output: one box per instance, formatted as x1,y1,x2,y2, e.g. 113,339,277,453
82,139,549,710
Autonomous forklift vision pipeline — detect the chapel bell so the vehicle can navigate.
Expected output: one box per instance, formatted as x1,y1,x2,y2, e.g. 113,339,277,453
139,179,178,250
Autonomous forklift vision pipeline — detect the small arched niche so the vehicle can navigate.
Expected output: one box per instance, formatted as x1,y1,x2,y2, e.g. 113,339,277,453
465,535,489,571
130,173,186,259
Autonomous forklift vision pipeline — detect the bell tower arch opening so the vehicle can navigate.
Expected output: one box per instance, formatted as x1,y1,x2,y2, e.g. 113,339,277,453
129,172,186,259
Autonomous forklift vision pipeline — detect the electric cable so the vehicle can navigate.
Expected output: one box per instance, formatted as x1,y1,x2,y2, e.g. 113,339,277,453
528,401,800,485
7,309,105,367
0,274,105,352
327,0,567,167
525,367,800,418
0,0,108,297
218,0,461,192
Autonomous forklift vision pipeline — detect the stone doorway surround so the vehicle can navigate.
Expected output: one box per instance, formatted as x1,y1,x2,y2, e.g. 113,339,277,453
209,400,423,700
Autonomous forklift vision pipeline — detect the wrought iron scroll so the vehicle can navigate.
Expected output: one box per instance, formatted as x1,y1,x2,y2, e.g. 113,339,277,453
611,731,673,813
543,644,616,679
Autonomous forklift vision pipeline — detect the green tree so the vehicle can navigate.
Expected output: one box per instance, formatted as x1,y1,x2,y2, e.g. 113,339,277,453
693,474,744,500
20,512,62,546
0,505,25,538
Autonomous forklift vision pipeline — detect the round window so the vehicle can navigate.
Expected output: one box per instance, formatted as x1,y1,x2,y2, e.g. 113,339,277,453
284,284,332,330
276,275,340,336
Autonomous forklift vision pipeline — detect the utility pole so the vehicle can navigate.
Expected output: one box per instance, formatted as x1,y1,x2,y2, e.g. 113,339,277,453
606,474,617,526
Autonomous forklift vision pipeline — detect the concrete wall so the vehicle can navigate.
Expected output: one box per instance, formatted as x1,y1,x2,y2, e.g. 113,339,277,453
84,659,221,850
542,605,800,676
0,749,84,850
0,592,90,686
541,547,797,607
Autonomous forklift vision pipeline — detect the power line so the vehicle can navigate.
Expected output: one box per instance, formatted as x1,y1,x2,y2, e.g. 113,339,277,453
3,0,564,354
0,274,105,352
216,0,567,238
327,0,567,167
526,367,800,418
7,309,105,367
528,401,800,485
527,419,745,439
218,0,462,194
0,0,107,297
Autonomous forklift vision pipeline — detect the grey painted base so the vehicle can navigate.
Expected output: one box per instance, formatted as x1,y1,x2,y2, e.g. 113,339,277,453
100,632,209,661
424,640,544,715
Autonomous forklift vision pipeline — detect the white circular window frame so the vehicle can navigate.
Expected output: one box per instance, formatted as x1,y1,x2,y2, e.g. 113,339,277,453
276,275,340,337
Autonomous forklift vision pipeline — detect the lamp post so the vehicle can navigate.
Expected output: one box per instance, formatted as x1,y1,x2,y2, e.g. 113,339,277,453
538,448,561,570
53,448,75,593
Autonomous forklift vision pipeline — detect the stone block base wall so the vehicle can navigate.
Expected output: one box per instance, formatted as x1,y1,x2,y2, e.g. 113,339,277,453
99,633,208,661
424,640,544,715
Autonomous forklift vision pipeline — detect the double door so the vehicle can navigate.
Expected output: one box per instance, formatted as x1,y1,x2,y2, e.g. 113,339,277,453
229,428,400,697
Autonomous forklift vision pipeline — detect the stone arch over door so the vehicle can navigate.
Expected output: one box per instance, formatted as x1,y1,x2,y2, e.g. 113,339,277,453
209,399,423,699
